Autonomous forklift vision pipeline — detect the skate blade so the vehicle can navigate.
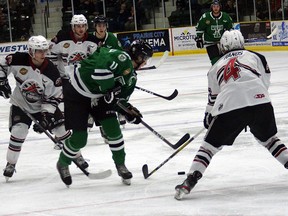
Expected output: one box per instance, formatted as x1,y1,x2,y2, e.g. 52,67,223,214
122,178,131,185
174,188,186,200
5,177,10,183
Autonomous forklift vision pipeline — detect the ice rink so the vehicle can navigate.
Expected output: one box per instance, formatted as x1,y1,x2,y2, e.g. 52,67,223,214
0,51,288,216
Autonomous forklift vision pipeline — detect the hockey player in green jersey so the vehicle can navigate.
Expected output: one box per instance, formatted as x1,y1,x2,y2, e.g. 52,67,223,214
194,0,233,65
56,40,153,187
88,15,127,130
93,15,123,50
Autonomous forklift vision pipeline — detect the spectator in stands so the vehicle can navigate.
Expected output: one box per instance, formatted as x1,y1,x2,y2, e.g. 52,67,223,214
190,0,202,24
176,0,187,10
223,0,236,21
136,0,147,27
256,0,269,20
125,6,136,31
114,2,130,32
62,0,80,13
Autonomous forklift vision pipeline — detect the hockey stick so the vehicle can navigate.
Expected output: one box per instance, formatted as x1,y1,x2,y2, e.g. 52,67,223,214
267,27,278,39
9,96,112,180
245,27,278,43
142,128,205,179
138,50,169,70
116,101,190,149
135,86,178,100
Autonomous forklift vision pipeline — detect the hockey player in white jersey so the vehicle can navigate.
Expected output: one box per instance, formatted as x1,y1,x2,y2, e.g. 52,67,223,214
175,30,288,200
0,35,71,181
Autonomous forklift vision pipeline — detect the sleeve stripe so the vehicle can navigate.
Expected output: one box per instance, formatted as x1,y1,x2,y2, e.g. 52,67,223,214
91,69,113,80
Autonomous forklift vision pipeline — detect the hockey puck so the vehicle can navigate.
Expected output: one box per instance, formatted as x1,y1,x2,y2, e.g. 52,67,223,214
178,171,185,175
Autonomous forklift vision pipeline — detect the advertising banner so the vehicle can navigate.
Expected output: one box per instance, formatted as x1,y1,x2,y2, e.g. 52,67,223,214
117,29,170,52
0,42,28,56
171,27,197,51
271,21,288,46
240,22,271,46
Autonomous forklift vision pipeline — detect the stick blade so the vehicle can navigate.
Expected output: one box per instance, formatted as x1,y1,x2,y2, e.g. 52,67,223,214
166,89,178,100
142,164,149,179
138,65,156,70
172,133,190,149
87,169,112,180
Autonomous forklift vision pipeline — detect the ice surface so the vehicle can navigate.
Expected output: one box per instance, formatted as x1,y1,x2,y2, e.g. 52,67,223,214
0,51,287,216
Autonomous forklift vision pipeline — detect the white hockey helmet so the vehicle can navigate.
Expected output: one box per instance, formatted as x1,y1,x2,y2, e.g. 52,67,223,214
28,35,49,57
220,30,244,53
70,14,88,29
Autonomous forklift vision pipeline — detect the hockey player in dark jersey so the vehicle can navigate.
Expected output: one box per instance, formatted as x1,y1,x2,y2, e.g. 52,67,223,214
175,30,288,200
56,40,153,187
0,35,71,182
194,0,233,65
49,14,99,169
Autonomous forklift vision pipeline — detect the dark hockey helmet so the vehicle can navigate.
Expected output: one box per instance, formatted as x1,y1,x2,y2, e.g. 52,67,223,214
128,40,153,65
94,15,108,26
211,0,221,9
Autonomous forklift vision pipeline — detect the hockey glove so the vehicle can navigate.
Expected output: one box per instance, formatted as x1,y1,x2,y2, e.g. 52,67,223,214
104,86,122,105
33,112,64,133
0,78,11,99
203,112,213,129
123,104,142,124
195,36,204,49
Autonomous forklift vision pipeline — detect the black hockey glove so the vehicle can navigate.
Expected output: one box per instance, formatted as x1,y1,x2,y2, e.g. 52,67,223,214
123,103,142,124
0,78,11,99
104,86,122,105
195,36,204,49
33,112,63,133
203,112,213,129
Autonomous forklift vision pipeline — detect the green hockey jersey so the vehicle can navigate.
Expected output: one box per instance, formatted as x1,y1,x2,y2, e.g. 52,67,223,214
69,47,136,103
196,11,233,43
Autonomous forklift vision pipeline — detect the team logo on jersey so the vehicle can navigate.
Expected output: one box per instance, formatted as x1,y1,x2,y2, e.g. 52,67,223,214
254,94,265,99
206,20,210,25
63,43,70,48
68,52,87,64
20,79,44,103
118,54,127,62
123,68,131,75
19,68,28,75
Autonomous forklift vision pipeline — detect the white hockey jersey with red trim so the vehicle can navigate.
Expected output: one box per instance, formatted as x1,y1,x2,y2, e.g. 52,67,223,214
207,49,271,116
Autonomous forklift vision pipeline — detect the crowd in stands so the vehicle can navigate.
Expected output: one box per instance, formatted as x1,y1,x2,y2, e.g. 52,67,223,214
168,0,288,27
0,0,287,43
0,0,35,42
62,0,156,32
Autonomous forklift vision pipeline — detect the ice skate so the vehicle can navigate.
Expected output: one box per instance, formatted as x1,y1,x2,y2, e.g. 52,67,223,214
72,154,89,170
3,162,16,182
116,164,133,185
56,161,72,187
174,171,202,200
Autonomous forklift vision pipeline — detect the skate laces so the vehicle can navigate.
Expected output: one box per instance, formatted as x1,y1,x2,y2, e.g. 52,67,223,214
116,164,129,173
59,165,70,178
